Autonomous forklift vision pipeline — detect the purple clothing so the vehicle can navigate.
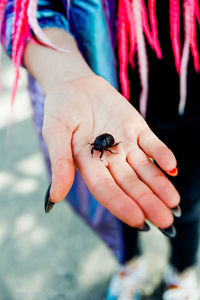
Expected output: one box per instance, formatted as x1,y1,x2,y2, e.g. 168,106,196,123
2,0,126,261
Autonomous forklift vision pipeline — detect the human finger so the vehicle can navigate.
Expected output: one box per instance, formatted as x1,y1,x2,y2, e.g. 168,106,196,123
107,156,174,228
42,116,75,203
138,129,177,173
127,148,180,209
76,152,146,228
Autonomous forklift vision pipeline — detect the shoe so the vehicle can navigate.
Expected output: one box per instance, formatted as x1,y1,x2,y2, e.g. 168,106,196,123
163,265,200,300
106,257,147,300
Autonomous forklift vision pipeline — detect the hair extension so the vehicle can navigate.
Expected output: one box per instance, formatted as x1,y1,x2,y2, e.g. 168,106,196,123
0,0,9,92
169,0,181,74
141,0,155,50
27,0,68,52
11,0,30,106
0,0,8,32
1,0,199,116
12,0,21,53
140,0,162,58
188,0,199,72
133,0,149,118
148,0,162,59
10,0,69,106
118,0,130,100
123,0,136,68
195,0,200,25
12,0,29,67
179,0,190,115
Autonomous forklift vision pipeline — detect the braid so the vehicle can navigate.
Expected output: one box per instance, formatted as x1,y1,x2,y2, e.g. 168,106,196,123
118,0,130,100
11,0,30,105
12,0,21,48
0,0,8,32
141,0,162,58
0,0,9,92
141,0,155,50
12,0,29,67
148,0,162,58
179,0,190,114
179,0,200,114
169,0,181,73
28,0,68,52
188,0,199,72
195,0,200,25
123,0,136,68
133,0,149,118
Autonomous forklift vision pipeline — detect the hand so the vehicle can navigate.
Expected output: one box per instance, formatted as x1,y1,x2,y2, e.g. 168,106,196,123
42,74,180,229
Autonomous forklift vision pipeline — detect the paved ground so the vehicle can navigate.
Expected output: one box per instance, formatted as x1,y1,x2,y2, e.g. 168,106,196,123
0,50,199,300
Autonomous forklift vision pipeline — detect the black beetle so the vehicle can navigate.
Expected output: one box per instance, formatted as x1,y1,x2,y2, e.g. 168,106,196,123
90,133,121,160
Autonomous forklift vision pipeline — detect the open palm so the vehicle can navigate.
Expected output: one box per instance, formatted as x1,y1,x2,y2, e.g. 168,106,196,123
43,75,180,229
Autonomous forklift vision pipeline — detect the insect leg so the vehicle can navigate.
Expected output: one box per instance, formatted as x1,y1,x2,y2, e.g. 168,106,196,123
113,142,122,147
91,147,94,157
105,149,118,154
99,150,104,160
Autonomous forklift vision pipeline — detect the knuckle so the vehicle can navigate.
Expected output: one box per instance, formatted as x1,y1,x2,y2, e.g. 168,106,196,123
123,174,138,186
137,158,150,168
137,191,152,202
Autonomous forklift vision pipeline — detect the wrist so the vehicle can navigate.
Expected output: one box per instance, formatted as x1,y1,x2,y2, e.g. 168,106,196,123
45,67,94,95
45,73,98,96
24,28,94,94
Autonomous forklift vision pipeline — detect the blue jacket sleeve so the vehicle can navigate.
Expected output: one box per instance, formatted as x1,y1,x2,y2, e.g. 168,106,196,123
1,0,70,57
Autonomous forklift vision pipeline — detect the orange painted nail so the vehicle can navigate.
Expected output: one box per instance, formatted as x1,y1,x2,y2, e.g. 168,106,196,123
165,167,178,177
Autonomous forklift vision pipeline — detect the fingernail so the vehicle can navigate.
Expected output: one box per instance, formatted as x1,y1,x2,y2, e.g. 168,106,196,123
44,183,55,213
171,205,181,217
165,167,178,177
137,222,151,232
159,225,176,238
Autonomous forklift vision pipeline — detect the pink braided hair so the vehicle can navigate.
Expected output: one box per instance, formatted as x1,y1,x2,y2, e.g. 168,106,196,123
179,0,190,114
188,0,199,72
180,0,200,114
0,0,8,30
195,0,200,24
12,0,21,55
169,0,181,74
118,0,162,117
11,0,30,106
118,0,130,99
118,0,200,116
0,0,68,106
141,0,156,51
0,0,9,92
0,0,200,116
133,0,149,118
123,0,136,68
148,0,162,59
27,0,68,52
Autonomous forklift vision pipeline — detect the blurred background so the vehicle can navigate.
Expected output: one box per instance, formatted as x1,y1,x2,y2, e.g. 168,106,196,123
0,49,198,300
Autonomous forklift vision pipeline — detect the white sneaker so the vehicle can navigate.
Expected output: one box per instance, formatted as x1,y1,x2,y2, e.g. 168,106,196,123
106,257,147,300
163,265,200,300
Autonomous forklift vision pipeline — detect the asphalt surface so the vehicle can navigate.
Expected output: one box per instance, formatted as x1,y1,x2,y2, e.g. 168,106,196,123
0,51,199,300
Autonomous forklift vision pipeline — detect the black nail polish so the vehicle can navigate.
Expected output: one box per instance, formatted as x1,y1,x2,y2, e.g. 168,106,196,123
159,225,176,238
137,222,151,232
171,205,181,217
44,183,55,213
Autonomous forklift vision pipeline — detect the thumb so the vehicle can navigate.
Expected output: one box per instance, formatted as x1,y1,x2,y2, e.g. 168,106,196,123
43,119,75,203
